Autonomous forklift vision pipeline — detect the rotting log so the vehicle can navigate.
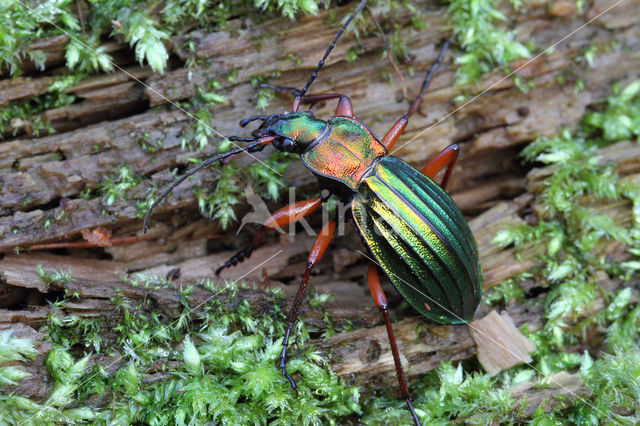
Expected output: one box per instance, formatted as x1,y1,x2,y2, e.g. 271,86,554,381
0,0,639,415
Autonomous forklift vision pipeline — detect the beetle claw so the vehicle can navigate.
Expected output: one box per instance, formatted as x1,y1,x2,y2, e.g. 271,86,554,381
282,370,299,396
282,367,300,396
279,344,299,396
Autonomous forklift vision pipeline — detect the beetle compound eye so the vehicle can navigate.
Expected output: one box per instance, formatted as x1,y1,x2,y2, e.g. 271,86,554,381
282,138,296,152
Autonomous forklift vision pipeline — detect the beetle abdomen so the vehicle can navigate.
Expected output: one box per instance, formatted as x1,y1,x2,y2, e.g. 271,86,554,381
352,156,482,324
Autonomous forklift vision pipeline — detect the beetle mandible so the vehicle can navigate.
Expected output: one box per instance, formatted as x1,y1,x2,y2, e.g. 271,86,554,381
144,1,482,424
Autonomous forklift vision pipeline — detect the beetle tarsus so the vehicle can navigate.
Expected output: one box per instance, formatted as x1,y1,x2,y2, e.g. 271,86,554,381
215,245,255,276
278,325,299,394
279,349,299,395
216,228,265,276
228,135,257,142
406,398,422,426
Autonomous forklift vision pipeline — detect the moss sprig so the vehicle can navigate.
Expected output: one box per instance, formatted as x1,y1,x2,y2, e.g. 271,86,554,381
446,0,532,86
583,80,640,144
193,151,292,230
98,164,142,207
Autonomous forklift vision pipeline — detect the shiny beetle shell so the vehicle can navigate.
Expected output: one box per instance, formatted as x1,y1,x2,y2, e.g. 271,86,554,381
352,156,482,324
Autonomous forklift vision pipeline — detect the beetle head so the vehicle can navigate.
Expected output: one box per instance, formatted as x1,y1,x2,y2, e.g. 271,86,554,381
238,111,327,154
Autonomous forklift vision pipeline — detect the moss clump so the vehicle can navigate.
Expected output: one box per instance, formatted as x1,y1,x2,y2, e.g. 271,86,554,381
446,0,532,85
98,165,142,207
582,81,640,144
0,280,360,425
0,330,39,385
0,330,96,424
362,362,514,424
2,0,324,77
481,79,640,423
362,346,640,424
0,90,75,138
494,81,640,350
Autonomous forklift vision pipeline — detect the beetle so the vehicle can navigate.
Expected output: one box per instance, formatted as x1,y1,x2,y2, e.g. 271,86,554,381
144,1,482,424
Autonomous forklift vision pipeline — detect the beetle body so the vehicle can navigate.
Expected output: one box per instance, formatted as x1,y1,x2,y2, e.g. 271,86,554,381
265,111,482,324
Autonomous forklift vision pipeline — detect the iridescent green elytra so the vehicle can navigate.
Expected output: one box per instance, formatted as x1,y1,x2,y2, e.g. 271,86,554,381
263,112,482,324
353,157,481,323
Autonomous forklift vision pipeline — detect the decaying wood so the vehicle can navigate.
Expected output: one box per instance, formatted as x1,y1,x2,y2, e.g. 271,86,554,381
470,310,536,376
509,372,589,419
462,371,590,422
0,0,638,415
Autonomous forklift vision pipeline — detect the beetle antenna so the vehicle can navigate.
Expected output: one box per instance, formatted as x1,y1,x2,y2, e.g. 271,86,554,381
407,40,449,117
297,0,368,99
259,83,302,97
239,116,269,127
364,5,409,101
143,136,275,233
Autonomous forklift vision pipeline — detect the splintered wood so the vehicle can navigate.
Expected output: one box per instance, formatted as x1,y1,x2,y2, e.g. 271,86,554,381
470,310,536,376
510,372,589,417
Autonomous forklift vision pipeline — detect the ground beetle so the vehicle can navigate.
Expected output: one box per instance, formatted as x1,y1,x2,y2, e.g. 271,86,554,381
145,1,482,423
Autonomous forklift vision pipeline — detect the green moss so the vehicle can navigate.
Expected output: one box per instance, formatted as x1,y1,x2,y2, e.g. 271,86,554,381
582,80,640,143
361,347,640,424
180,100,224,152
362,363,514,424
446,0,532,85
36,265,74,286
0,1,77,76
0,90,75,139
483,274,528,306
481,79,640,422
255,0,320,20
529,348,640,424
193,151,292,230
250,75,278,111
3,0,323,78
0,282,360,424
98,165,142,207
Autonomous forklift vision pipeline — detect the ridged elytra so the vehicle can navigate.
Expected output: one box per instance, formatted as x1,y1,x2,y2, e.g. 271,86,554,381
144,2,482,424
